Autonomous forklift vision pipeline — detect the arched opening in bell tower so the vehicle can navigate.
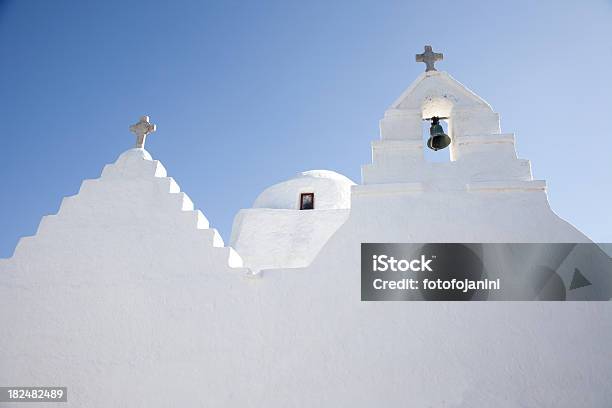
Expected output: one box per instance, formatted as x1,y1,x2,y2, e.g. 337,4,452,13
421,97,454,163
422,118,451,162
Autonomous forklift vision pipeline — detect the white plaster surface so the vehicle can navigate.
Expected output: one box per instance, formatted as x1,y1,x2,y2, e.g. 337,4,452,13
231,170,354,272
231,208,349,272
1,72,611,407
253,169,355,210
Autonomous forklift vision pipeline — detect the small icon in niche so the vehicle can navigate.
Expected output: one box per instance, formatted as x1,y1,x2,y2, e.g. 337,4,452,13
300,193,314,210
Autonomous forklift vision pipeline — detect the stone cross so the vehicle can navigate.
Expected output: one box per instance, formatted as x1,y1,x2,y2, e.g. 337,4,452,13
415,45,443,72
129,115,156,149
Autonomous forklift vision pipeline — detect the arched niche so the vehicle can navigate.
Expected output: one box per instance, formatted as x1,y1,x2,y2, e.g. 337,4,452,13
379,71,501,161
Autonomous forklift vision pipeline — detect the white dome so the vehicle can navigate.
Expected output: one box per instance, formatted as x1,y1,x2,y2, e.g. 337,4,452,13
253,170,355,210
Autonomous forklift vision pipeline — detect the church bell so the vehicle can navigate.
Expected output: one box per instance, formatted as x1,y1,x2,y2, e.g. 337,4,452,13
427,116,451,151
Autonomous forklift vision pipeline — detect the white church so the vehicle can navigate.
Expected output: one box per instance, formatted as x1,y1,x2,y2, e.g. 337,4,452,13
1,46,611,407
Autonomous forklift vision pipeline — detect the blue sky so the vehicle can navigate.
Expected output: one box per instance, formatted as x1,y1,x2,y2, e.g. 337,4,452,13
1,0,611,257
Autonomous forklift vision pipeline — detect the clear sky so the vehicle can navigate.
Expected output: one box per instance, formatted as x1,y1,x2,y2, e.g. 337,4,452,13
1,0,611,258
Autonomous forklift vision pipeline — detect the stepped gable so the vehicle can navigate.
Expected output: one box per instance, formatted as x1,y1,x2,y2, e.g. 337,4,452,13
5,147,245,283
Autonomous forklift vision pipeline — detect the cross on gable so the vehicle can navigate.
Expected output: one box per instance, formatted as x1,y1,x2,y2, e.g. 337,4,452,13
416,45,443,72
129,115,156,149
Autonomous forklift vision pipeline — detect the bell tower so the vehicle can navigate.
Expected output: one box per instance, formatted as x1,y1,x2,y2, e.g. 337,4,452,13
360,45,539,193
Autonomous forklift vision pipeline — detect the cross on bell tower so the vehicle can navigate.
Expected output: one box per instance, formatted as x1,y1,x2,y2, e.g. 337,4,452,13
129,115,156,149
415,45,443,72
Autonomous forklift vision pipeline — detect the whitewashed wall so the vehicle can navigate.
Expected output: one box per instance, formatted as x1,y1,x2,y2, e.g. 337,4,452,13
231,170,354,272
1,72,611,407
